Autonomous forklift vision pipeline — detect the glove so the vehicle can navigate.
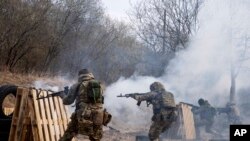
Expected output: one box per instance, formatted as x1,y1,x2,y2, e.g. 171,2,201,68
64,86,69,95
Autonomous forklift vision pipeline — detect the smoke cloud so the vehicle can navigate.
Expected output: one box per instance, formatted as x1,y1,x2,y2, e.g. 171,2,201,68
104,0,250,137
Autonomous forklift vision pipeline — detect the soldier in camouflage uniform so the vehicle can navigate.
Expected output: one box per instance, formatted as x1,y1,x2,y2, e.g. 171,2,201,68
218,102,242,124
192,98,217,139
59,69,109,141
131,82,177,141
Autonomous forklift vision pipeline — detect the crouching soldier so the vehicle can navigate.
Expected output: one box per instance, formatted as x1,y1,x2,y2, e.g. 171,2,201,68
128,82,177,141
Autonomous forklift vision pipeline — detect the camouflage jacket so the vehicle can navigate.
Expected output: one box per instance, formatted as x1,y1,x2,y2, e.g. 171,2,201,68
193,103,216,121
62,82,80,105
134,90,176,115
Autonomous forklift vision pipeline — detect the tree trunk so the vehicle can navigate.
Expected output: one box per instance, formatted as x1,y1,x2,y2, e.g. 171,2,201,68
230,65,236,103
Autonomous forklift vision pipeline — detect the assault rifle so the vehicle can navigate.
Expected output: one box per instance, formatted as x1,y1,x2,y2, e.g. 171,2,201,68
117,93,152,107
216,107,230,114
37,86,69,100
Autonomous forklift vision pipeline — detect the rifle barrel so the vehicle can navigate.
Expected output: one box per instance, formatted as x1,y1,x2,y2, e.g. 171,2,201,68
117,93,126,97
37,96,50,100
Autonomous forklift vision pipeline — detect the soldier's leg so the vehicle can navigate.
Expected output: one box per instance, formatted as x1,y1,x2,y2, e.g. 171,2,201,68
195,126,202,139
205,122,222,137
194,120,205,139
89,125,103,141
59,113,78,141
148,121,166,141
59,120,76,141
205,120,218,135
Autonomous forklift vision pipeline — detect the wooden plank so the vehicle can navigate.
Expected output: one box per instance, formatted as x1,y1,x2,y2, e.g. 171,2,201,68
31,89,45,141
20,117,31,141
22,90,31,140
53,96,65,137
43,91,56,141
8,88,24,141
63,103,71,120
8,88,32,141
15,88,28,141
28,90,40,141
37,90,50,141
47,91,60,140
58,97,68,130
53,93,76,141
180,103,196,140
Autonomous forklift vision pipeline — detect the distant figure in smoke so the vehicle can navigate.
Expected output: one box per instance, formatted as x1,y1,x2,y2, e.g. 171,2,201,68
129,82,177,141
192,98,218,139
59,69,112,141
217,102,242,124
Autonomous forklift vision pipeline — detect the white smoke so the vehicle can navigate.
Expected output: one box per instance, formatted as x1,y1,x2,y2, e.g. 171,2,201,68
165,0,250,106
33,80,60,91
104,0,250,135
104,76,158,132
32,76,76,114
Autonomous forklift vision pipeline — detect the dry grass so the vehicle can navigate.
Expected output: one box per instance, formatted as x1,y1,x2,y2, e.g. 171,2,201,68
0,71,73,90
0,71,38,86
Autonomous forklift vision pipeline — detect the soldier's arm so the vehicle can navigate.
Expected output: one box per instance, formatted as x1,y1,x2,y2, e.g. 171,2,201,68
62,83,79,105
192,106,203,114
134,91,156,101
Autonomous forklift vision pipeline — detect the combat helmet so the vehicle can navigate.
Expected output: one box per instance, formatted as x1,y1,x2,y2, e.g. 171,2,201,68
198,98,205,105
150,82,165,92
78,68,94,81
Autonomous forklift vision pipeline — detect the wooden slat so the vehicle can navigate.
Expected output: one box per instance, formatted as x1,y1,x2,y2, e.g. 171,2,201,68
47,91,60,140
15,88,28,141
9,88,32,141
8,88,24,141
180,103,196,140
28,91,39,141
31,89,45,141
58,97,69,130
43,91,56,141
37,90,50,141
53,96,65,136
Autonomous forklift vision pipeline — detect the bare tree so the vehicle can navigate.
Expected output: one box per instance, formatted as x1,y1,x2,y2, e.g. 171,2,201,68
0,0,50,72
40,0,103,73
230,36,250,103
93,22,143,83
129,0,202,75
0,0,147,84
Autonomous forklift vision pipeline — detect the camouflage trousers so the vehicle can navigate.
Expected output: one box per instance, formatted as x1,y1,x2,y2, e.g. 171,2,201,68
148,114,173,141
195,119,215,139
59,112,103,141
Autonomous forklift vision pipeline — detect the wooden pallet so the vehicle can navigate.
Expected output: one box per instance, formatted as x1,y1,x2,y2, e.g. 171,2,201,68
178,103,196,140
160,102,196,140
8,87,74,141
136,103,196,141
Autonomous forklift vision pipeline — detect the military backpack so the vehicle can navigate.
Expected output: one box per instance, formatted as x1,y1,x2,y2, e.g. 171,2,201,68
87,80,103,103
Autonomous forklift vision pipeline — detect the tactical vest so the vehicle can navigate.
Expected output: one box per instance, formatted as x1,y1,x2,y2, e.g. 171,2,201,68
160,91,176,108
152,91,176,114
200,104,216,120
